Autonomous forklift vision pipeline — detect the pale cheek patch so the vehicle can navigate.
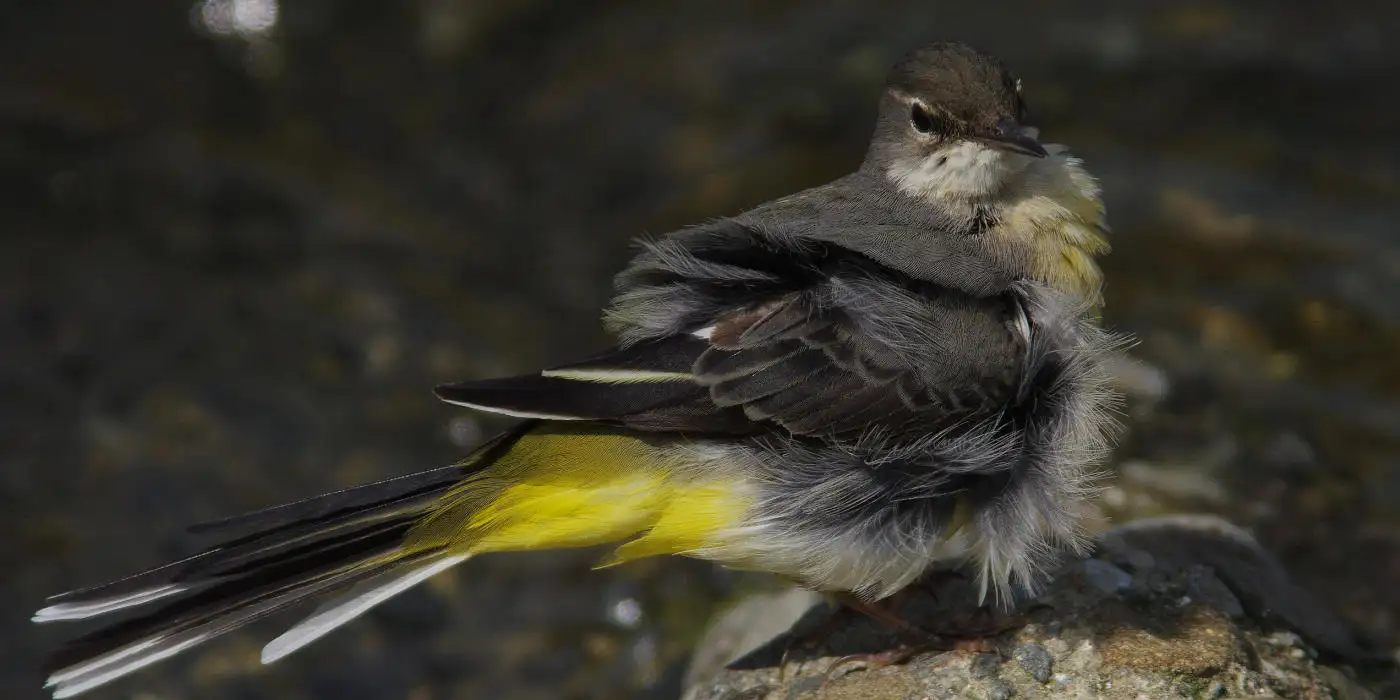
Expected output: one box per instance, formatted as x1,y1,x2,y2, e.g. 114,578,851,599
887,141,1022,201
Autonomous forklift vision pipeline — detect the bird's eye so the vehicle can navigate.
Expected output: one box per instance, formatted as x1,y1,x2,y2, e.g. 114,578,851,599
910,102,936,134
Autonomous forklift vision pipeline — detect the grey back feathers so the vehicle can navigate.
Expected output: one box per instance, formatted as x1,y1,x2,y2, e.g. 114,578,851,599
602,217,1123,600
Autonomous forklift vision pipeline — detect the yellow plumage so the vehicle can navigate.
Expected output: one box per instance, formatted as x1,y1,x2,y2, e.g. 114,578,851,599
404,428,750,564
994,152,1110,309
601,480,745,565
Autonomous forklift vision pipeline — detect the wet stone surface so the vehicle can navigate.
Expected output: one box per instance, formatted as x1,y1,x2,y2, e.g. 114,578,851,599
683,517,1397,699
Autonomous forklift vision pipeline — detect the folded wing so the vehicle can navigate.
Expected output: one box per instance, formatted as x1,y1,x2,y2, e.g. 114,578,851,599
436,285,1026,439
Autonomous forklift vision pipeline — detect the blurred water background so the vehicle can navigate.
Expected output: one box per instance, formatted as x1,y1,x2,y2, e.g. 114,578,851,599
5,1,1400,698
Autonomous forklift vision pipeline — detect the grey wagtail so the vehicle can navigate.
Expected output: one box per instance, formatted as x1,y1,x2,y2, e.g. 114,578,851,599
35,41,1122,698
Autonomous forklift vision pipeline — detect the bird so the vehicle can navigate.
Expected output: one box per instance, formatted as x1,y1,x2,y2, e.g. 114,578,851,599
33,41,1122,698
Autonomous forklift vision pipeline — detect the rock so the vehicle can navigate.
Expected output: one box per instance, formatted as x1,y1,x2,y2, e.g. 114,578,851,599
967,653,1002,680
1185,565,1245,619
681,516,1391,699
1097,514,1378,660
985,678,1016,700
1082,558,1133,595
1103,354,1171,405
684,588,824,691
1012,643,1053,683
1095,604,1237,674
1316,665,1379,700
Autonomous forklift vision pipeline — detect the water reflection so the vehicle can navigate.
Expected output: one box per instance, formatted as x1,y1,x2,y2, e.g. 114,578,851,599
194,0,278,37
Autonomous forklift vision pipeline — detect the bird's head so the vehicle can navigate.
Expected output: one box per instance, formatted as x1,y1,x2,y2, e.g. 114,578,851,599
865,42,1045,200
863,42,1110,308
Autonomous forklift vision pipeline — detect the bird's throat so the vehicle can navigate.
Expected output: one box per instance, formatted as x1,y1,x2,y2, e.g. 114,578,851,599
976,151,1109,309
883,146,1109,308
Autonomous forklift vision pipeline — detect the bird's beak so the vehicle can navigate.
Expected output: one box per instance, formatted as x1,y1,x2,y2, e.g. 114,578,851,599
976,118,1048,158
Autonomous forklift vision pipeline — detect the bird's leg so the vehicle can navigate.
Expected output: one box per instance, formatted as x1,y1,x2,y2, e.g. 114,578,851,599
778,603,854,681
820,622,1009,683
811,590,936,681
819,587,1028,683
777,589,921,681
781,589,921,656
915,567,970,602
781,587,1025,685
823,645,924,682
830,590,928,641
912,568,1029,643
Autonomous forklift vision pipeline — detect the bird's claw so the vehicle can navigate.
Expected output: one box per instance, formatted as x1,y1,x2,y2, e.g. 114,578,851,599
823,644,923,682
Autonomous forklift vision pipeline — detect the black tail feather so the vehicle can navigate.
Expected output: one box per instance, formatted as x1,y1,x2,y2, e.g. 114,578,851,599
36,424,548,697
34,446,496,698
186,465,469,538
45,519,421,676
40,467,469,613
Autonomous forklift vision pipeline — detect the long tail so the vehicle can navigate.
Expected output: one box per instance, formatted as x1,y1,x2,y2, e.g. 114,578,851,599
35,422,739,698
33,428,525,699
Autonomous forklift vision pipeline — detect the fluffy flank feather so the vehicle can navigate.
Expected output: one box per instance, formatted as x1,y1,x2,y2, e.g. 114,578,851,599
968,282,1127,604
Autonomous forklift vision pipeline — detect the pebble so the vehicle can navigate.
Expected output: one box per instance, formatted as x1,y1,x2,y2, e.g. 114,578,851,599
785,676,823,699
985,679,1016,700
1014,643,1053,683
1185,565,1244,618
968,653,1002,680
1083,558,1133,594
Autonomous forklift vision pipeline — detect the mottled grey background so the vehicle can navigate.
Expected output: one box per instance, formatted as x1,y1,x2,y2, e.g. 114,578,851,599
4,1,1399,699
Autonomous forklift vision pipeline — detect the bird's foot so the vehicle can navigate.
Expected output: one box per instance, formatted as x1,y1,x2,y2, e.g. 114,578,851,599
819,630,1010,684
780,588,1027,685
915,567,970,597
930,607,1029,642
777,590,922,681
832,590,931,639
823,644,923,682
778,604,855,681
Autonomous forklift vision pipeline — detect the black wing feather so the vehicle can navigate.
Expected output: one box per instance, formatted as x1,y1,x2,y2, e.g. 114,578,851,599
707,347,832,407
435,373,703,419
437,224,1025,438
550,336,709,374
693,340,805,384
437,292,1023,438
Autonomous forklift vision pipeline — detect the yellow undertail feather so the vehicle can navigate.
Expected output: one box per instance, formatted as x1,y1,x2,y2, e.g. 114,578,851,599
405,428,751,566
